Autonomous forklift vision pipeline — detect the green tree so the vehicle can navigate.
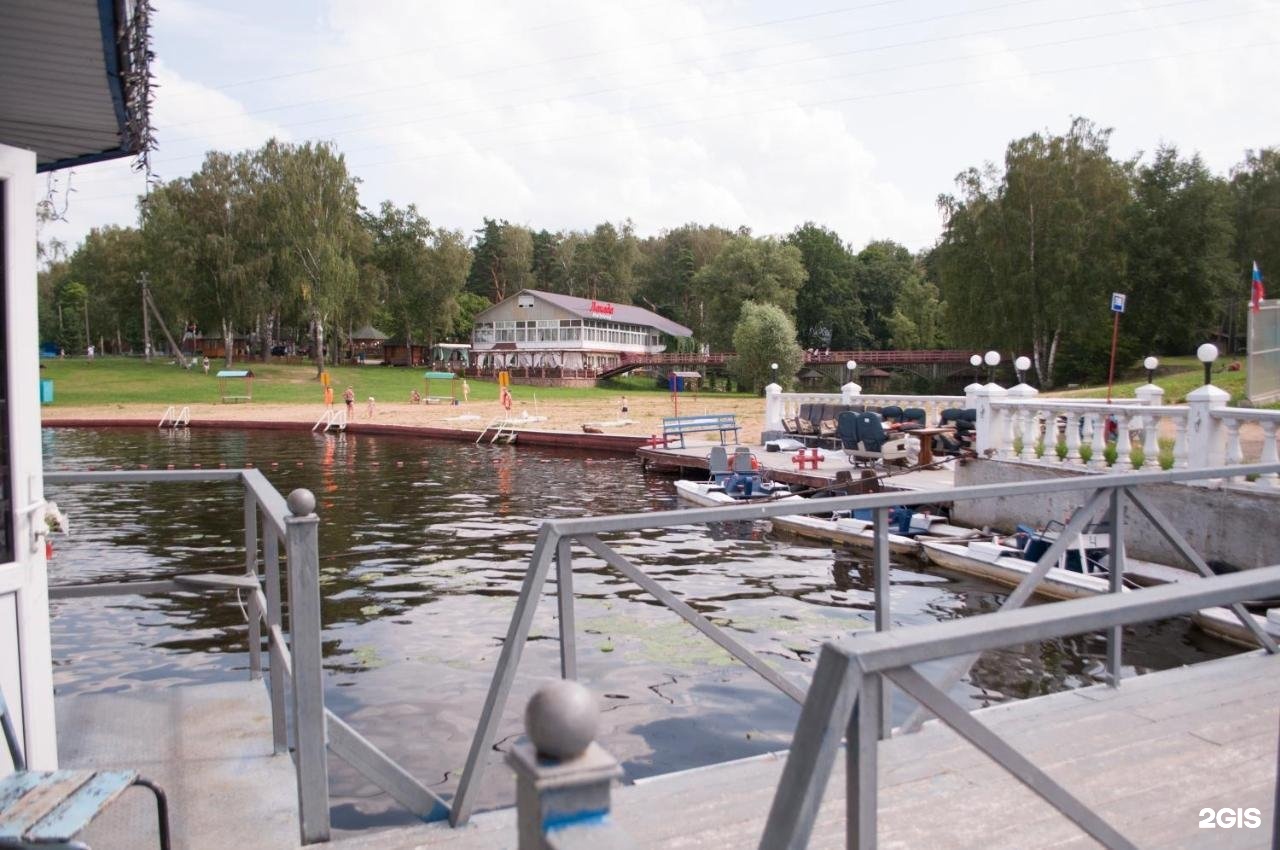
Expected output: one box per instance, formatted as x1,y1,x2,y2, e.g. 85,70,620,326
530,229,570,293
565,221,639,302
1231,147,1280,346
451,291,491,341
1124,146,1235,354
634,223,734,346
787,223,865,349
935,117,1132,387
258,139,364,377
54,280,89,355
854,240,920,349
731,301,804,392
693,235,807,351
467,218,532,302
886,266,946,350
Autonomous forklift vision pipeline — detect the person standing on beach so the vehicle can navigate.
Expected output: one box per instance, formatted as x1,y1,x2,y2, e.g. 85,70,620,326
620,395,629,417
461,379,470,403
344,386,355,415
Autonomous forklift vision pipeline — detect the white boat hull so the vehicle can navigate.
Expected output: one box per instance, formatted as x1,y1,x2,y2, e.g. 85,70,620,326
673,480,801,508
771,513,972,556
920,540,1115,600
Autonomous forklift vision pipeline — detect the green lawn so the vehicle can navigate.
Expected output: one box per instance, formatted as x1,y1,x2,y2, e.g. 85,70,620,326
38,357,753,407
1048,355,1256,405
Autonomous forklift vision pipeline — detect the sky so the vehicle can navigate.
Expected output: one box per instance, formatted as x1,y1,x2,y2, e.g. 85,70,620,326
38,0,1280,257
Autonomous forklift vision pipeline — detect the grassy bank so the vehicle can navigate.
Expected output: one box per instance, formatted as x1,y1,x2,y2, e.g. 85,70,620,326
37,357,753,407
1048,355,1257,405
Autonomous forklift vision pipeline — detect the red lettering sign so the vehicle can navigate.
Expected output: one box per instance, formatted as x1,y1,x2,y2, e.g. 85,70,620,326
589,300,614,315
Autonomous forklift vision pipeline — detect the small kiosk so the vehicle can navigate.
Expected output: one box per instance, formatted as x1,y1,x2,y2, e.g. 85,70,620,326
216,369,254,403
422,371,460,404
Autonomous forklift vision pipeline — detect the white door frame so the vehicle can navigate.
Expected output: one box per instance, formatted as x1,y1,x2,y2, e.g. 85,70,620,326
0,143,56,770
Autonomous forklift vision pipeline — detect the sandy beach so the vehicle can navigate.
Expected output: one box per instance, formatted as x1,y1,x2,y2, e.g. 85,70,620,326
43,394,771,442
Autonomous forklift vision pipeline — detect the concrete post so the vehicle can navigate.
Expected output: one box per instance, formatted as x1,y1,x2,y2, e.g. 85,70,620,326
973,384,1008,457
1133,383,1164,407
841,381,862,405
1184,384,1229,469
509,681,634,850
963,382,984,409
763,383,783,442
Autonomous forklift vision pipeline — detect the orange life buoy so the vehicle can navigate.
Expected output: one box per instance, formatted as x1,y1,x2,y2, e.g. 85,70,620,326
750,455,760,470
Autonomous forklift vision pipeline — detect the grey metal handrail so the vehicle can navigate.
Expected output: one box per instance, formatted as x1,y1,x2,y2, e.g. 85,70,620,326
449,462,1280,827
43,469,451,842
757,565,1280,849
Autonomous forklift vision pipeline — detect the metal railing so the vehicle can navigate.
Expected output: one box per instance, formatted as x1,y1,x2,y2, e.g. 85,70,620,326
44,469,449,844
447,462,1280,827
757,564,1280,850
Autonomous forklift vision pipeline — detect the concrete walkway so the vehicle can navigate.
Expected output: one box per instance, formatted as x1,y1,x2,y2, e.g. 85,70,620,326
57,680,301,850
345,652,1278,849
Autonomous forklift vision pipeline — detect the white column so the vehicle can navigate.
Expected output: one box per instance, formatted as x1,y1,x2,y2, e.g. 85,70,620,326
1089,412,1108,470
964,382,983,409
1064,410,1082,465
1113,412,1132,470
1260,421,1278,486
973,384,1008,457
1133,383,1164,407
1184,384,1229,469
763,383,783,435
841,381,862,405
1007,383,1039,462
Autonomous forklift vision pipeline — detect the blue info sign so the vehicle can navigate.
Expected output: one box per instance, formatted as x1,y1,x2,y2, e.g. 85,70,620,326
1111,292,1126,314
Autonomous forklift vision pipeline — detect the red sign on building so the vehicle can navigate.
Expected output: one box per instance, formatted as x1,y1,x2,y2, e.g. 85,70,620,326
589,300,614,316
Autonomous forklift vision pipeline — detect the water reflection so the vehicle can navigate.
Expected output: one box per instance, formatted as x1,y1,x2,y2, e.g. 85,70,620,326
41,427,1236,831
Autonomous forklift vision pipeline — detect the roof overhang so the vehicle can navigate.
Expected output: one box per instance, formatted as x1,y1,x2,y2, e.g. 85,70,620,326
1,0,155,173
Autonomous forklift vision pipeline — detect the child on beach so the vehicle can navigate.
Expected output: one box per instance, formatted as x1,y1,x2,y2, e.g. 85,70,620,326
343,386,355,415
619,395,629,417
409,389,421,404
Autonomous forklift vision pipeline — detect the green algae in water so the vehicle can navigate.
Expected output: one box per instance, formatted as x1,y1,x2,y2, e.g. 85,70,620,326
582,613,735,668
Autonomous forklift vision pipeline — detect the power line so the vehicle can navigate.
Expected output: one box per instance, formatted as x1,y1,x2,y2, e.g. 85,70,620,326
154,0,1225,161
163,0,1037,130
66,31,1273,206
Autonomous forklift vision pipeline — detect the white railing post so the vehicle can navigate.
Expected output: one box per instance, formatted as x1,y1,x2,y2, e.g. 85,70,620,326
964,381,983,409
1261,421,1279,486
1141,415,1161,470
1089,413,1108,470
974,385,1008,457
1224,419,1244,482
764,383,784,440
1113,412,1132,470
1007,383,1038,462
1184,384,1229,469
1064,410,1082,465
842,380,862,405
1133,383,1164,408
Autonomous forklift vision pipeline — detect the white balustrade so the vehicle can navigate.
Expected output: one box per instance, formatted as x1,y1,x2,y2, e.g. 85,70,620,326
1209,408,1280,486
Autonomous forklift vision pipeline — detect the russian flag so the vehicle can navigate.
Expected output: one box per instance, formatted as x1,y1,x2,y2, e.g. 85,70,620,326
1253,261,1266,314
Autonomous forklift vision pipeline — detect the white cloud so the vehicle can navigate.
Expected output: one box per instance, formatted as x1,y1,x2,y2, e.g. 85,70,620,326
37,0,1280,257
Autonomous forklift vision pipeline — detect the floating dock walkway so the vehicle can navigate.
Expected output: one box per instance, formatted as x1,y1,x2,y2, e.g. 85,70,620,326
61,652,1278,849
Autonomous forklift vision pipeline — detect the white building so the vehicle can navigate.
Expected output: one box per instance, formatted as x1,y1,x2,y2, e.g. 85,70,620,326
470,289,692,380
1,0,155,770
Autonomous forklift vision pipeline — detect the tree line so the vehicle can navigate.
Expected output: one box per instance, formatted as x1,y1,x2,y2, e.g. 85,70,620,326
39,119,1280,388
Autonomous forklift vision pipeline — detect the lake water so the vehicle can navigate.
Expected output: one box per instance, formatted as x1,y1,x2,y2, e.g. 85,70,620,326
41,427,1237,831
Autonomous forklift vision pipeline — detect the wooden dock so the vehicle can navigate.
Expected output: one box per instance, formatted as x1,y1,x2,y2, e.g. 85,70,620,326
336,651,1278,849
637,439,960,494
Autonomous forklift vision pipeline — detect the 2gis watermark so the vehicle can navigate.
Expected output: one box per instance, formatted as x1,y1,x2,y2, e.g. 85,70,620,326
1198,807,1262,830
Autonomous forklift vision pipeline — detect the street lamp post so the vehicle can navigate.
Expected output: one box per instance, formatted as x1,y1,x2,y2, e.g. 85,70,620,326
1144,356,1159,385
983,350,1000,384
770,362,779,386
1014,355,1031,385
969,353,981,384
1196,344,1218,386
845,359,856,384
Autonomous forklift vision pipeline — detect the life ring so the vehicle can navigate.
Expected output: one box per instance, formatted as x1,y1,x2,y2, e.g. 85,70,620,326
750,455,760,470
500,387,512,411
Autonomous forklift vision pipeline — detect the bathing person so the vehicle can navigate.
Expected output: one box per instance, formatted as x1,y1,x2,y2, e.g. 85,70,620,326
344,386,355,415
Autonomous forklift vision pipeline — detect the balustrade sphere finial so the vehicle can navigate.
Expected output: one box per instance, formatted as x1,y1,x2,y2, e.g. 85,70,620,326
525,680,599,760
969,354,982,367
287,488,316,517
983,350,1000,367
1143,356,1159,372
1014,356,1031,373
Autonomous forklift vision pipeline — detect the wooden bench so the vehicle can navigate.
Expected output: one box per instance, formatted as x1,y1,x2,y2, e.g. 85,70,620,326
1,687,171,849
661,414,740,449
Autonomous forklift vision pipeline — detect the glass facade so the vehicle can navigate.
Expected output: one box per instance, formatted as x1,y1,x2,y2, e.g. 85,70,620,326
473,318,661,348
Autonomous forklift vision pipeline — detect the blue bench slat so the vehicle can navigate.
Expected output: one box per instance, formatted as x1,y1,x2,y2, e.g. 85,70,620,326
0,770,94,839
27,770,137,841
0,772,47,812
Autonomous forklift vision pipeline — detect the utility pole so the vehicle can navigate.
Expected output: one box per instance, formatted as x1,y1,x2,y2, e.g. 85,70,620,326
141,271,152,362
